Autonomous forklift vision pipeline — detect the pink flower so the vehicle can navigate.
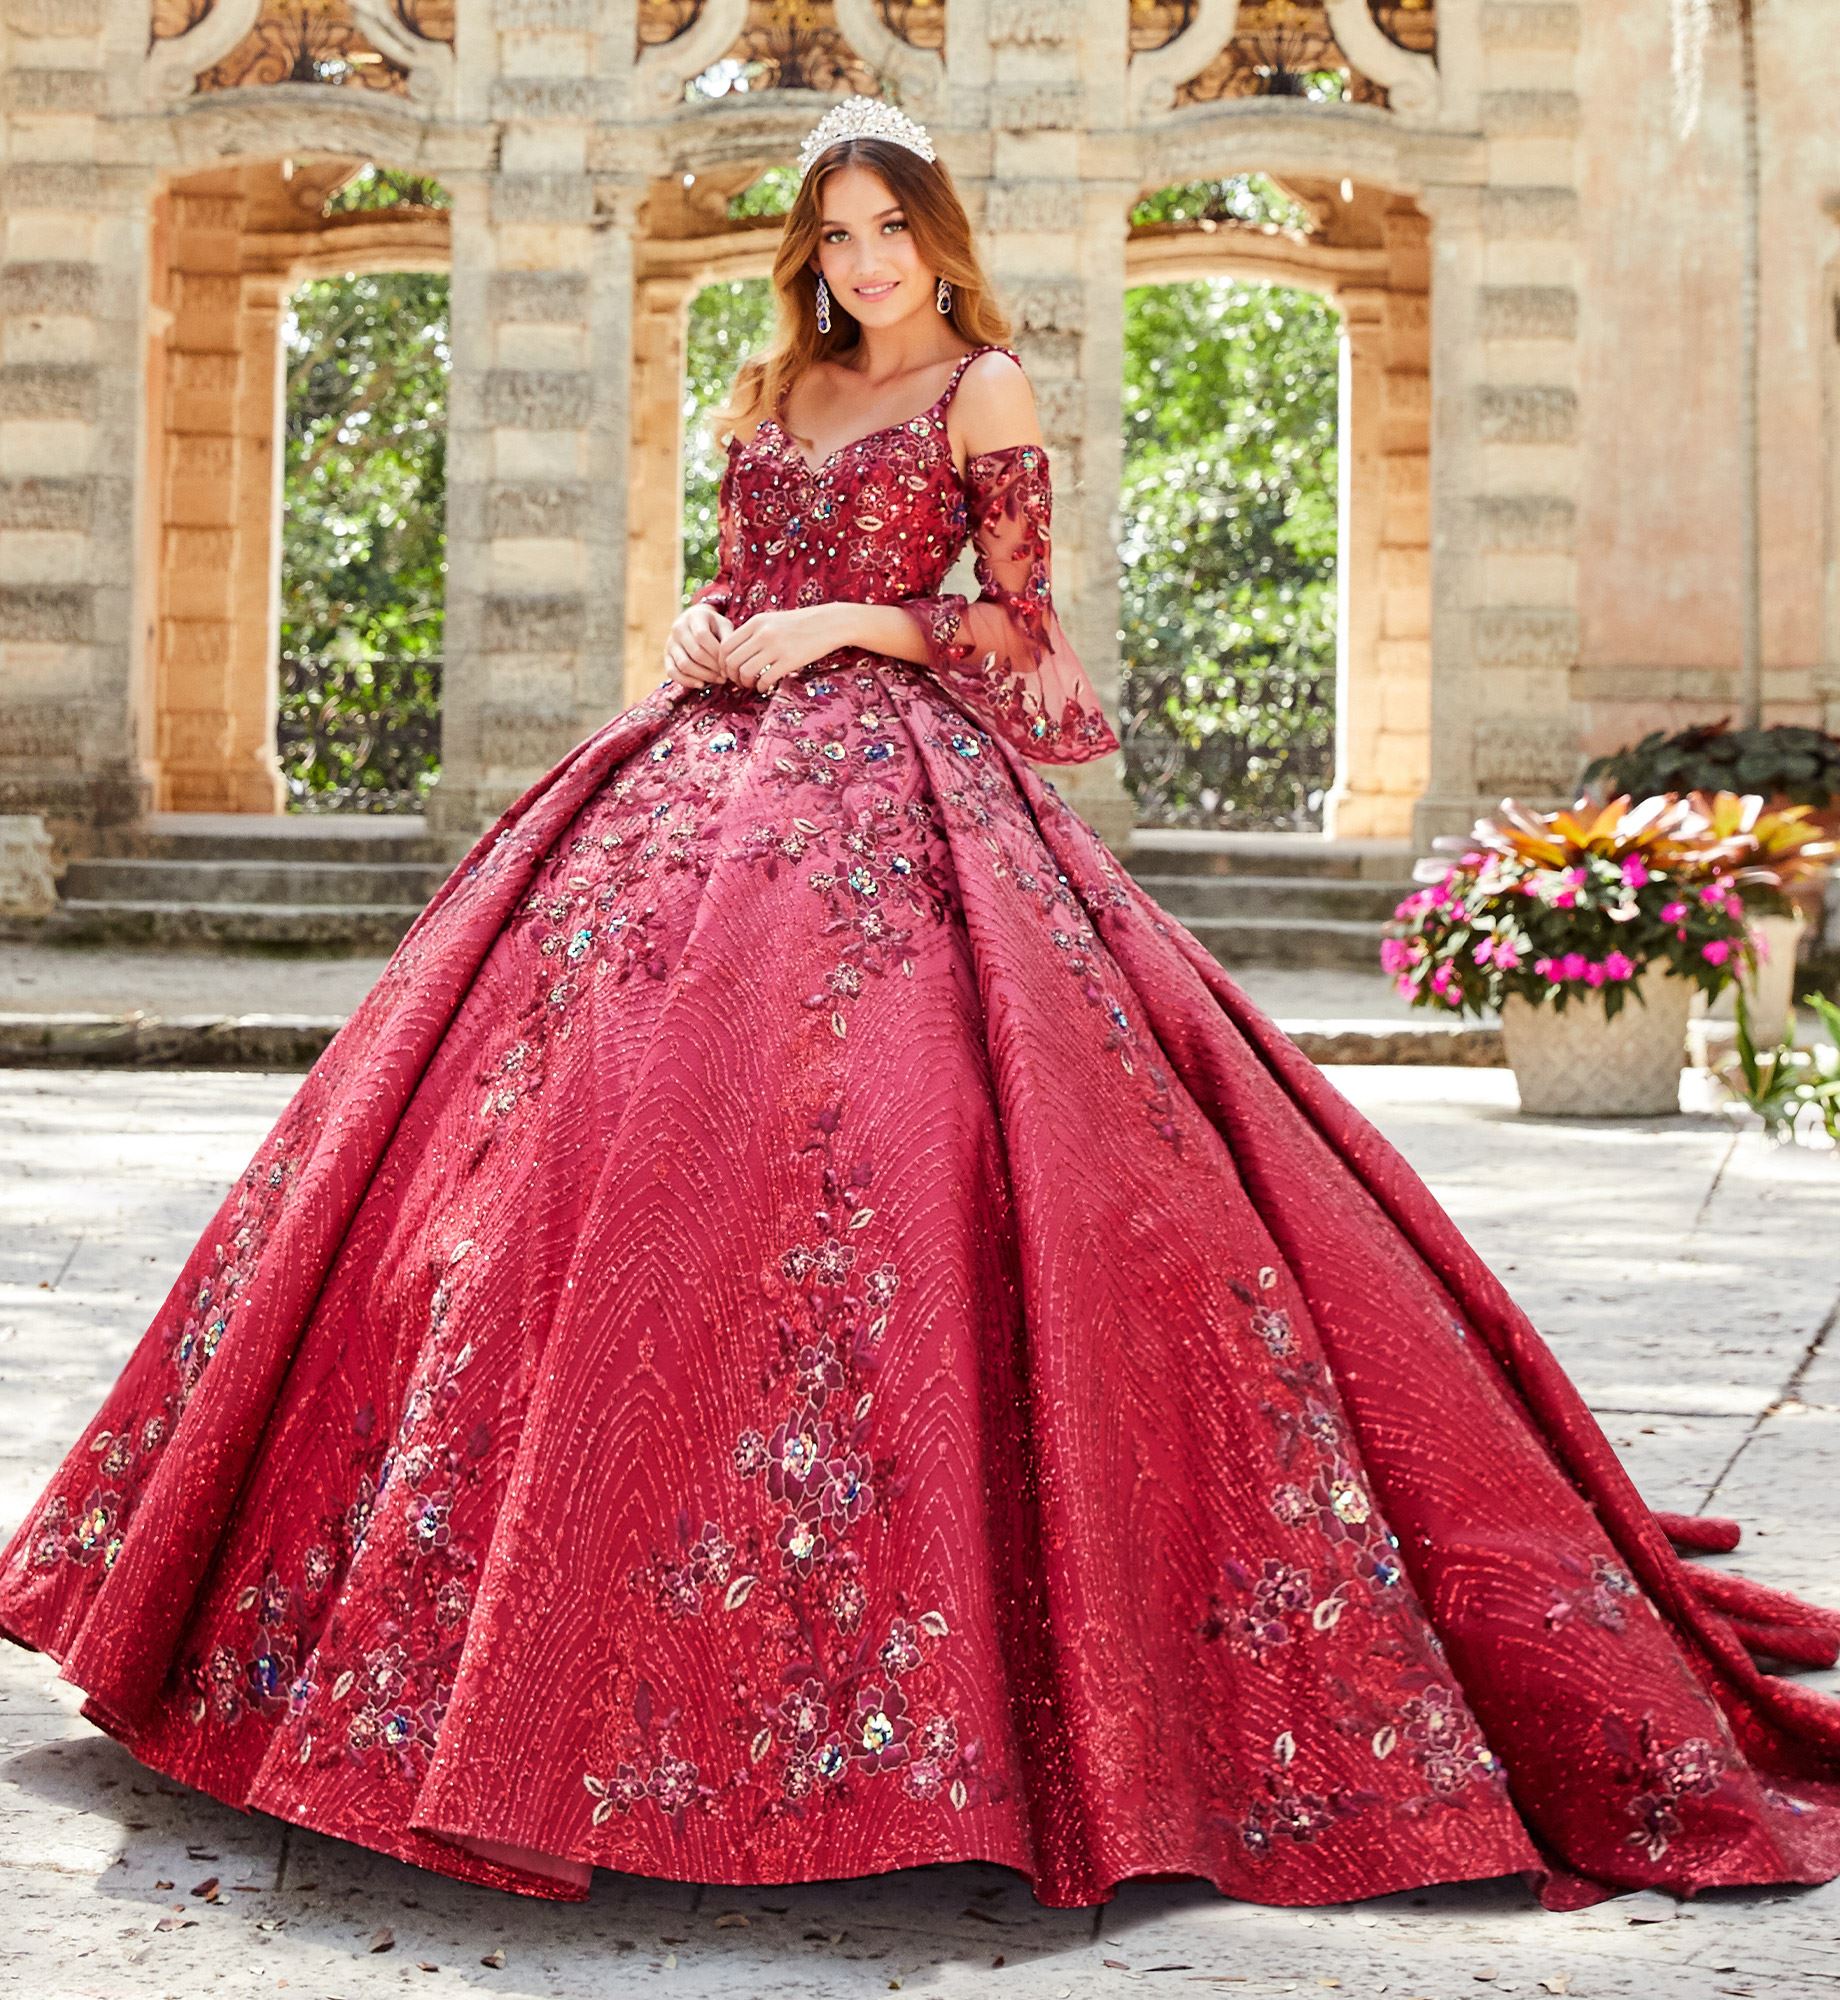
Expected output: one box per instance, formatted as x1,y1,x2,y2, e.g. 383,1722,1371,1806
1621,856,1651,887
1560,952,1589,982
1603,951,1635,981
1698,882,1726,905
1534,956,1556,978
1474,937,1494,966
1491,939,1522,971
1552,886,1578,909
1702,938,1733,966
1393,972,1417,999
1379,937,1411,974
1660,901,1687,923
1583,961,1608,987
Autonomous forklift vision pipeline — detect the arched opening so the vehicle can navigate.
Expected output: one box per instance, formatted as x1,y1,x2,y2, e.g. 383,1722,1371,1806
140,154,450,815
1123,171,1432,840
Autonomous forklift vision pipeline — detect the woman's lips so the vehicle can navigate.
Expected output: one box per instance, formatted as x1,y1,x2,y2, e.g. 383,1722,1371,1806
855,281,896,297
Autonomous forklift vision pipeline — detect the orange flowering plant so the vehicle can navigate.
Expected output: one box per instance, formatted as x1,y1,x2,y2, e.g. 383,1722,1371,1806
1381,793,1835,1021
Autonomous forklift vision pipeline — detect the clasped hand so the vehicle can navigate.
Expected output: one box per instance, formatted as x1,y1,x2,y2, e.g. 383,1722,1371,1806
663,602,844,698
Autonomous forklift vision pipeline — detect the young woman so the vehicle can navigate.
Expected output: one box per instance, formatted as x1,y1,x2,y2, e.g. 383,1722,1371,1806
4,96,1838,1914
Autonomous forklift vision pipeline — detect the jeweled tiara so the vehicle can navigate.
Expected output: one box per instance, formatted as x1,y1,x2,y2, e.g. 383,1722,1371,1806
797,95,938,183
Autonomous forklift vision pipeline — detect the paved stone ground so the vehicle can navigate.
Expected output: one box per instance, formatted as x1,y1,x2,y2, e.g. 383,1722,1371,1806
0,1066,1835,2000
0,944,1429,1024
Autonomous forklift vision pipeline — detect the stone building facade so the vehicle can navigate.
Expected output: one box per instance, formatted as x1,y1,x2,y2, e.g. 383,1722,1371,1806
1,0,1836,866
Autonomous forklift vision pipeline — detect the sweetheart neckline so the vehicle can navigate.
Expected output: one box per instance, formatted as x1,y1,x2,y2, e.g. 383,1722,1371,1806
762,348,986,478
728,419,1047,489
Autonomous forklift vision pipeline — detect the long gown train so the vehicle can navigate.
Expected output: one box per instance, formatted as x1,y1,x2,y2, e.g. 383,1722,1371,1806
3,341,1838,1910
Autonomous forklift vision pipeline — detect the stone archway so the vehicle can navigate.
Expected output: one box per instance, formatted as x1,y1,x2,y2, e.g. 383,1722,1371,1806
1123,180,1433,842
141,156,449,813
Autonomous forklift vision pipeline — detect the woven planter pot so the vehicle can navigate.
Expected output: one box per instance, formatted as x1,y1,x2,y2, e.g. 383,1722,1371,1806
1696,909,1808,1046
1498,970,1695,1117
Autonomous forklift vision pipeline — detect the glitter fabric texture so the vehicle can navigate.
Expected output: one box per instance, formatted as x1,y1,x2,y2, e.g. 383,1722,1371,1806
3,342,1839,1911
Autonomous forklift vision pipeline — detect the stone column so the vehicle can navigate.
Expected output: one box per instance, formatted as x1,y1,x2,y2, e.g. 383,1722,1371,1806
978,0,1138,857
427,2,636,840
0,0,152,850
1414,4,1584,845
1323,285,1390,836
152,176,288,814
626,269,697,714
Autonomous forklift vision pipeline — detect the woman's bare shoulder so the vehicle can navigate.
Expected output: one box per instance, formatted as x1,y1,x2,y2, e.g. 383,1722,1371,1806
951,346,1041,456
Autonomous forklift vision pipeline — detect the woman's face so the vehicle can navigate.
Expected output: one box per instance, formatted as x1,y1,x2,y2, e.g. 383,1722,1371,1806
808,164,930,326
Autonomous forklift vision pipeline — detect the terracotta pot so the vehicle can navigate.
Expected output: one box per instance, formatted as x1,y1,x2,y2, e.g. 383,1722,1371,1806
1498,969,1695,1117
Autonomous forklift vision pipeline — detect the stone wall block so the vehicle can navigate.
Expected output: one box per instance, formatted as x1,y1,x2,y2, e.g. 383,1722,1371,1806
1476,383,1577,444
487,270,590,323
483,368,594,429
1476,492,1575,550
1481,186,1578,239
1480,283,1577,339
1473,718,1582,794
1480,4,1580,49
1481,89,1580,137
1475,606,1579,670
0,475,92,531
0,814,56,918
481,592,586,650
0,261,97,317
489,175,597,224
488,479,589,538
0,583,91,641
0,363,95,421
0,66,101,112
489,76,605,121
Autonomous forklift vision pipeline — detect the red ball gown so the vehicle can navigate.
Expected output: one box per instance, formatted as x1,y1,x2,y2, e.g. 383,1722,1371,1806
5,341,1839,1910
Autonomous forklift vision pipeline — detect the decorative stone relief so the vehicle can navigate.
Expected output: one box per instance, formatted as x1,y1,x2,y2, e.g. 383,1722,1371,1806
144,0,454,106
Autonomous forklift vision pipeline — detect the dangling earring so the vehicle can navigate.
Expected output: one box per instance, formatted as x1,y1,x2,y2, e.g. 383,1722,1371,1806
815,273,831,335
935,274,952,315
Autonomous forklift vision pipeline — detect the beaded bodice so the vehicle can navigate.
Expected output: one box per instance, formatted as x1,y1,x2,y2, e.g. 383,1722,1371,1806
690,342,1119,764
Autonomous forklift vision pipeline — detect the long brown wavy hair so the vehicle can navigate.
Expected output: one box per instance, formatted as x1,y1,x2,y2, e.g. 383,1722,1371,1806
707,136,1014,455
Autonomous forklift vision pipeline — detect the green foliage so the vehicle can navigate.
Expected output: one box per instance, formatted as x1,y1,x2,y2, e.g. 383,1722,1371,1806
1129,175,1317,233
1117,274,1340,824
281,269,449,660
682,276,777,597
279,269,449,810
1719,985,1840,1145
322,165,451,215
1579,721,1840,810
727,168,797,219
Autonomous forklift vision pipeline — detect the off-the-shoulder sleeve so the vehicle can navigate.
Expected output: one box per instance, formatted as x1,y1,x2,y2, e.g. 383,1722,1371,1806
893,441,1120,764
686,438,743,615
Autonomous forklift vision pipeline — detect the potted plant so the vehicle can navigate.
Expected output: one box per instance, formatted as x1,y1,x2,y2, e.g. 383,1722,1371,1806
1578,721,1840,834
1381,794,1770,1117
1681,791,1836,1043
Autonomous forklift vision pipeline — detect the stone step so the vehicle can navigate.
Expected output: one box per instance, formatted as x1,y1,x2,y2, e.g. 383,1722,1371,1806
61,857,453,908
1127,871,1409,923
1164,914,1390,972
90,811,460,867
21,900,423,954
1126,830,1420,881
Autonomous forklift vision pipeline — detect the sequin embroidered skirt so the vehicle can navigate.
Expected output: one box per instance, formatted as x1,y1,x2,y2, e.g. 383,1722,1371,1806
4,666,1840,1910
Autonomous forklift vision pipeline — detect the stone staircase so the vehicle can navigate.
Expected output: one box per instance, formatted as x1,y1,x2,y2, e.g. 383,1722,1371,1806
11,814,1419,972
1124,828,1418,972
26,813,462,954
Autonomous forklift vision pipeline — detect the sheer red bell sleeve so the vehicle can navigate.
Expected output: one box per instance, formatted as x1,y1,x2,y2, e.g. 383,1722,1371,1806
894,440,1121,765
686,439,743,616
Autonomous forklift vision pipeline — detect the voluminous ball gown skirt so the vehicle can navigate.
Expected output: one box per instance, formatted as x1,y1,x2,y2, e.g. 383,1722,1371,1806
3,662,1839,1910
5,343,1840,1908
